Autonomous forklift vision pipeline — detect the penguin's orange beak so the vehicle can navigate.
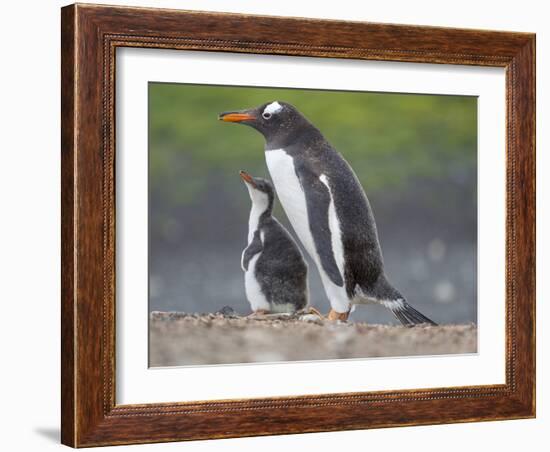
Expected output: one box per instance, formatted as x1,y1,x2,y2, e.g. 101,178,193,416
239,170,256,187
219,111,255,122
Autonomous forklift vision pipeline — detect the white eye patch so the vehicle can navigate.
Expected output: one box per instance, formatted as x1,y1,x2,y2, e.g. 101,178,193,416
263,101,283,117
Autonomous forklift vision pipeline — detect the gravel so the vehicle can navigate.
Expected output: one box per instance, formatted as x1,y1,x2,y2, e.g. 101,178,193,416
149,311,477,367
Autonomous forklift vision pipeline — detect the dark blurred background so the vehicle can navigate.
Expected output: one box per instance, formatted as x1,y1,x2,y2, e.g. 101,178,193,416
148,82,477,325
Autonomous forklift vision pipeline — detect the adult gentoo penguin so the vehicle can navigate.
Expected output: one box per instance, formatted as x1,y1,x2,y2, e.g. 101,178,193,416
239,170,309,315
220,102,436,326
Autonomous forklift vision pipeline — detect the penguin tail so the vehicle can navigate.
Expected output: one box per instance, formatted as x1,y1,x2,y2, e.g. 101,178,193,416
387,299,438,327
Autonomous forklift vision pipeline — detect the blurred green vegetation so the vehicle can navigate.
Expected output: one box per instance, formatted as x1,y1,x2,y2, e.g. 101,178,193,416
149,83,476,208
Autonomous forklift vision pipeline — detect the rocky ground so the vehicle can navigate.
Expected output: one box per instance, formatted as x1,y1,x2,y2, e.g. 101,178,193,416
149,311,477,367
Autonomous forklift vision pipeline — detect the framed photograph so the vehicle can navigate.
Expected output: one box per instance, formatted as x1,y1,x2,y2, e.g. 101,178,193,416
61,3,535,447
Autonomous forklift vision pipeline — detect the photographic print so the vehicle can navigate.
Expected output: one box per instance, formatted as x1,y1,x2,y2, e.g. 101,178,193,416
148,83,477,367
61,6,535,445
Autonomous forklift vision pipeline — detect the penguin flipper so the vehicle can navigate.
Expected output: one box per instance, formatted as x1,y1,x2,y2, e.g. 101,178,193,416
296,167,344,287
242,230,263,271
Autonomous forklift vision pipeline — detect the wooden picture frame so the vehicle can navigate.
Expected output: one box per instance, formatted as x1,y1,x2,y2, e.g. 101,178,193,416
61,3,535,447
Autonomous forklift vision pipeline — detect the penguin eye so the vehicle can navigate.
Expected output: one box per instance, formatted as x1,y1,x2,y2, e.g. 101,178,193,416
262,112,272,120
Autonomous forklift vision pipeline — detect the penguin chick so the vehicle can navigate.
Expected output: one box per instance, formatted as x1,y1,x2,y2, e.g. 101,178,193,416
239,170,309,315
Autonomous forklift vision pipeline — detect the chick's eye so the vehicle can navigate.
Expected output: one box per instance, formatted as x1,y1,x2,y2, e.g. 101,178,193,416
262,112,272,120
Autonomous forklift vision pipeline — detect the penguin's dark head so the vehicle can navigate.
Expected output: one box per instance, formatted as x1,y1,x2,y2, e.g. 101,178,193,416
239,170,274,213
219,101,311,148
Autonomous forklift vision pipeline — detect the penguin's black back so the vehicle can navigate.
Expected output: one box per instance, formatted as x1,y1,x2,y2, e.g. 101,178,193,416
255,216,308,310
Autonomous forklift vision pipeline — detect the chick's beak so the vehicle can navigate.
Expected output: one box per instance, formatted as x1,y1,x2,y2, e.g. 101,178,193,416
218,111,255,122
239,170,256,187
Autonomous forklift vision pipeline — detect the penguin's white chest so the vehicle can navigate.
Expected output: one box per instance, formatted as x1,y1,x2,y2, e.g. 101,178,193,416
265,149,317,260
244,253,270,312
